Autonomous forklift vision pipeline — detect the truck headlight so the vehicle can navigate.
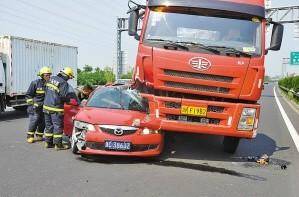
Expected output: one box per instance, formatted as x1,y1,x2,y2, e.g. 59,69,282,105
74,120,96,131
238,108,256,131
141,128,160,135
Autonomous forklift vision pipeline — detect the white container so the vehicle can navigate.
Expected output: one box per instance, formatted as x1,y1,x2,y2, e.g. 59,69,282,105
0,35,78,96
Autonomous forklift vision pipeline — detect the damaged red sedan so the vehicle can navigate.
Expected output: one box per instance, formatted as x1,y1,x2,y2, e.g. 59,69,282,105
64,85,164,157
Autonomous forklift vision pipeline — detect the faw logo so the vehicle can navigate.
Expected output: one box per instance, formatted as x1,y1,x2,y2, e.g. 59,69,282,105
189,57,211,71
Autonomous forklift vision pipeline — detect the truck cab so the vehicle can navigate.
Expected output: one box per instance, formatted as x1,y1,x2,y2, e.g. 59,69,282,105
127,0,283,153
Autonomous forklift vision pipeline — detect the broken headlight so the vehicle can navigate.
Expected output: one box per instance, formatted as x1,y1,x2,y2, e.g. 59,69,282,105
74,120,96,131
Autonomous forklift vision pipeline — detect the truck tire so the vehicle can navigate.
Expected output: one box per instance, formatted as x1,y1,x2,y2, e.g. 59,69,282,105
223,136,240,154
13,106,28,111
0,95,5,112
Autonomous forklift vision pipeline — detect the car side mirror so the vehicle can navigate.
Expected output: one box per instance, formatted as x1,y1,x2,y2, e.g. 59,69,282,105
266,21,284,54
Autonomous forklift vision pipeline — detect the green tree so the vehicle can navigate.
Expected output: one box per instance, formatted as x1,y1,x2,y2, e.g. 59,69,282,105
121,70,133,79
103,67,115,84
83,64,93,72
77,66,115,86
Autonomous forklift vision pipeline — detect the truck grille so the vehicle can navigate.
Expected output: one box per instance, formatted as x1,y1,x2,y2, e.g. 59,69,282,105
166,115,221,125
164,69,233,83
165,81,230,94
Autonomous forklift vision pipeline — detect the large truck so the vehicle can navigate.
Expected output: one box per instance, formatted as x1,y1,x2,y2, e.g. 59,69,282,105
0,36,78,112
127,0,284,153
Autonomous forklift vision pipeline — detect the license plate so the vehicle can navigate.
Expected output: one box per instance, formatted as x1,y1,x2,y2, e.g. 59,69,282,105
105,141,131,151
181,105,207,117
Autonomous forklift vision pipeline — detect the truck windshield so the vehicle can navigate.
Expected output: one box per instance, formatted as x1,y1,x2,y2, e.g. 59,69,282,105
144,10,262,56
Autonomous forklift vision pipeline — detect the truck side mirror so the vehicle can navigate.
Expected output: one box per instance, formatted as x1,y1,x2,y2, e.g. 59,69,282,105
267,22,284,52
128,8,139,40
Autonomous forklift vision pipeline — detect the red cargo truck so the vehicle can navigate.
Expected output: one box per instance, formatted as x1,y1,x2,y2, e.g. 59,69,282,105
127,0,283,153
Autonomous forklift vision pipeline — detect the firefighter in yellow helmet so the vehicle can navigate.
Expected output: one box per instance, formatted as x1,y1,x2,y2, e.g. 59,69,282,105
26,66,52,143
43,67,75,150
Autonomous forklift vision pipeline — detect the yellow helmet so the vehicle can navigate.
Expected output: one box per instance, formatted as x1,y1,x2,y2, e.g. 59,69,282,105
61,67,74,79
39,66,52,76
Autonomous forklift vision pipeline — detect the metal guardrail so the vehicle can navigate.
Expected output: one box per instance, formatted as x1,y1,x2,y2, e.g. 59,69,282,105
279,86,299,98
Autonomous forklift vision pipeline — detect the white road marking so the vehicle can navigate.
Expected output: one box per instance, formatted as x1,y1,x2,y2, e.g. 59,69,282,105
274,87,299,152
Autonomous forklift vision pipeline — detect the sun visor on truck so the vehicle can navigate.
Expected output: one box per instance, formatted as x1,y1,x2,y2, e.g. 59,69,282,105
148,0,265,18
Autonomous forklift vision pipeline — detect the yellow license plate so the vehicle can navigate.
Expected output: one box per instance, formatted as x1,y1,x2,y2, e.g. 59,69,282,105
181,106,207,117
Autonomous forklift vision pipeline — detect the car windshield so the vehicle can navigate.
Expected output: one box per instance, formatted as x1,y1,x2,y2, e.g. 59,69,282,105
144,10,262,56
86,87,147,112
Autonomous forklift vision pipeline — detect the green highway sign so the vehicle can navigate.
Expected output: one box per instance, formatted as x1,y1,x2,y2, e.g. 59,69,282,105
290,52,299,65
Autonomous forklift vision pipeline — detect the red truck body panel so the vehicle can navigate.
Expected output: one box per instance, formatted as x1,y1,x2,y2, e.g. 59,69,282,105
132,0,266,138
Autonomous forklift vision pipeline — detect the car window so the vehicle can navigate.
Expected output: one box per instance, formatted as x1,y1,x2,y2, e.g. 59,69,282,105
121,89,147,112
87,88,122,109
87,87,147,112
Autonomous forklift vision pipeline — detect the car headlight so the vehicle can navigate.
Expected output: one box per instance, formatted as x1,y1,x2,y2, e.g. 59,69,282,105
141,128,160,135
74,120,96,131
238,108,256,131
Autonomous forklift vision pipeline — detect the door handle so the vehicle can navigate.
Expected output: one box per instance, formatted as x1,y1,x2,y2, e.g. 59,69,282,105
0,83,2,86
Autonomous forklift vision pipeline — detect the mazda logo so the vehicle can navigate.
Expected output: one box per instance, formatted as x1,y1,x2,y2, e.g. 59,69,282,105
189,57,211,71
114,128,124,136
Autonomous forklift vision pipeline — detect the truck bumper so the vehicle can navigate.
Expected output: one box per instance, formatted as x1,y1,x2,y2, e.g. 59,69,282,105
152,96,260,139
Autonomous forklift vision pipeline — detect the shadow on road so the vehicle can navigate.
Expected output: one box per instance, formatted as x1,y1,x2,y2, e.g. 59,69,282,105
157,132,289,163
74,132,288,180
0,110,27,122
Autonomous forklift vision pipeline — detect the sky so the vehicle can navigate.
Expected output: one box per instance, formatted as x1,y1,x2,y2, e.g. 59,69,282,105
0,0,298,77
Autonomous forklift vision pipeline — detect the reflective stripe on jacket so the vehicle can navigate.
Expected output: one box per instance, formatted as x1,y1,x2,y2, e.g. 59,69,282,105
25,78,46,107
43,75,70,113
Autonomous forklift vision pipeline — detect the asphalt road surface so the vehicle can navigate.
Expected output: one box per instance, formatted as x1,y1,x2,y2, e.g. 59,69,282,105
0,84,298,197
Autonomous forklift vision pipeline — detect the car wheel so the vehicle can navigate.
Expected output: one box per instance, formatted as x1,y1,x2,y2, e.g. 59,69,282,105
223,136,240,154
71,130,79,154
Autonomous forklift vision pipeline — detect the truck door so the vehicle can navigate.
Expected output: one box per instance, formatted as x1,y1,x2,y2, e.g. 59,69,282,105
64,103,80,137
0,58,5,94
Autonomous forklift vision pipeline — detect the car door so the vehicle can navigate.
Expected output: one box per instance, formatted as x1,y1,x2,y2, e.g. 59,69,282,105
64,85,81,137
64,104,80,137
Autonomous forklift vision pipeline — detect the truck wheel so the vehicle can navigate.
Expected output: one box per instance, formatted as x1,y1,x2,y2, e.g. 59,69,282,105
13,106,27,111
223,137,240,154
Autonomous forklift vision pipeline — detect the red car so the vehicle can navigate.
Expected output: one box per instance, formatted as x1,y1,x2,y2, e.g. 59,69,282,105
64,85,164,157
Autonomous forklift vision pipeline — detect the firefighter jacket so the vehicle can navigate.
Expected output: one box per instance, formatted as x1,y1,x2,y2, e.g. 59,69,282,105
43,74,70,113
26,78,46,108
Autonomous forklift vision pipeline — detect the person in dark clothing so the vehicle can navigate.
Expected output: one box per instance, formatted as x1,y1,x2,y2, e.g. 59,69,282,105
26,67,52,143
43,67,75,150
77,85,93,101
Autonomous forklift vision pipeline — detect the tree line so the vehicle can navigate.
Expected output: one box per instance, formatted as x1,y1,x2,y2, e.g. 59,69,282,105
77,65,133,86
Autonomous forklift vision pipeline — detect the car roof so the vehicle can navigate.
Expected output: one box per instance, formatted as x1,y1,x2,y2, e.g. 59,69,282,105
94,84,131,92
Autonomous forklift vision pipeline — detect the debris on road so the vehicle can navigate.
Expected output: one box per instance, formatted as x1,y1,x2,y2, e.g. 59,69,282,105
244,154,270,165
256,154,270,165
280,165,287,170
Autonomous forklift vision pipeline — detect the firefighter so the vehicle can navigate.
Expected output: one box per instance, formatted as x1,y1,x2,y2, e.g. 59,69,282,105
26,66,52,143
43,67,74,150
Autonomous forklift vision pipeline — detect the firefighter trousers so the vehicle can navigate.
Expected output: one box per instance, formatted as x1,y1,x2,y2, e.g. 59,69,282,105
44,112,64,145
27,106,45,137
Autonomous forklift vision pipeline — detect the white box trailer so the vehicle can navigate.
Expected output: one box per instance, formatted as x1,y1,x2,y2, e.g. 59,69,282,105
0,35,78,111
